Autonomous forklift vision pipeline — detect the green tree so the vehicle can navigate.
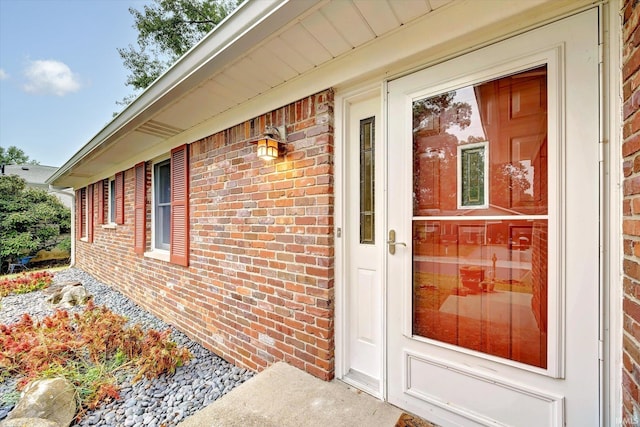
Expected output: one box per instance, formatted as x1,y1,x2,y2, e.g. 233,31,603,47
118,0,238,97
0,175,70,269
0,146,39,165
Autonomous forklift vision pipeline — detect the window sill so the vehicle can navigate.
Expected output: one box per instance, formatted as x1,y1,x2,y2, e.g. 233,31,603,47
144,250,170,263
80,237,88,242
102,223,117,230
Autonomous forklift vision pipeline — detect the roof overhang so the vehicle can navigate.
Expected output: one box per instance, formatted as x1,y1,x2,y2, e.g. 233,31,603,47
48,0,594,189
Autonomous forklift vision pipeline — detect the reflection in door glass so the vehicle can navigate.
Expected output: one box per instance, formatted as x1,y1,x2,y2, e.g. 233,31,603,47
412,66,548,368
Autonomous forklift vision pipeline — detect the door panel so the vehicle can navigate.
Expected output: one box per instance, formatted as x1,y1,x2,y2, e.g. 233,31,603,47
387,10,599,426
344,93,383,396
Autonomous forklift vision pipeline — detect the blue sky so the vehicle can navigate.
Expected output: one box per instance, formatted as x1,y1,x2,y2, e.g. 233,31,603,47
0,0,150,167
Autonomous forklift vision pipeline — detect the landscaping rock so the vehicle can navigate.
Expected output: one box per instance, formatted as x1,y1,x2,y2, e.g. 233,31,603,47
3,378,76,427
0,268,255,427
45,281,91,307
0,417,60,427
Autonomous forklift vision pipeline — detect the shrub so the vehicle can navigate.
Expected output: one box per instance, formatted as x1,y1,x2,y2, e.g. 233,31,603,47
0,271,53,298
56,237,71,254
0,300,192,417
0,175,71,269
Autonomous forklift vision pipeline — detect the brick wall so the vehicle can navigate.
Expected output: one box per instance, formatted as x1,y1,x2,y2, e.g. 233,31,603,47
76,89,335,380
623,0,640,421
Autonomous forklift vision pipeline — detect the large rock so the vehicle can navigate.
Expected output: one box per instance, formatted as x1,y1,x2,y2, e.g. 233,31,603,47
2,378,76,427
45,281,91,307
1,418,60,427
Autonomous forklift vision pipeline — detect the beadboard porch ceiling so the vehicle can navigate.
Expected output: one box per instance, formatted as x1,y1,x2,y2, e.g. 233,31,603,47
48,0,588,189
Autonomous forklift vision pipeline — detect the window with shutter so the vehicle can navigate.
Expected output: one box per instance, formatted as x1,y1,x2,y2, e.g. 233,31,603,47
170,145,189,266
134,162,146,254
153,160,170,251
115,172,124,225
87,184,94,243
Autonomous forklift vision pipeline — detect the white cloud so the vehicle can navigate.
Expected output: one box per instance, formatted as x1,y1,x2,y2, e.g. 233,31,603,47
22,59,81,96
0,69,8,80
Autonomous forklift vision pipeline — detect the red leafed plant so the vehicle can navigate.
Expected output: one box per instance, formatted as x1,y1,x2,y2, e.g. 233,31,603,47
0,271,53,297
0,299,192,418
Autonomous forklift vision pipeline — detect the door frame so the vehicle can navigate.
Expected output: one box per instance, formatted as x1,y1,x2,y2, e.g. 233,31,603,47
334,82,388,399
333,3,620,425
603,1,622,425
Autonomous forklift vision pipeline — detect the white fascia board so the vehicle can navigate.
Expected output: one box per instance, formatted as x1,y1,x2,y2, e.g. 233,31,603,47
47,0,323,187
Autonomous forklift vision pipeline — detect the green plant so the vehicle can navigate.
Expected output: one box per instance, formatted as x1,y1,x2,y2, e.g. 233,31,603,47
56,237,72,254
0,301,192,418
39,360,121,411
0,175,71,269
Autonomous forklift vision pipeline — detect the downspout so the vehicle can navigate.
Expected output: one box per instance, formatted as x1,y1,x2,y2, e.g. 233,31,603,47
48,185,75,268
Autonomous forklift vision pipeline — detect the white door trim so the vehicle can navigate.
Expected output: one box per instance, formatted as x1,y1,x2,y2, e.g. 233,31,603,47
603,1,623,425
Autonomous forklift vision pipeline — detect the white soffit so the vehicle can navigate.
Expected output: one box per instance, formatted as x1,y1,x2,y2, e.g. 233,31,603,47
50,0,589,188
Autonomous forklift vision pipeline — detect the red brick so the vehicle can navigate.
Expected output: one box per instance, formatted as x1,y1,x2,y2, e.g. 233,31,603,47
624,176,640,195
624,219,640,236
624,111,640,138
623,133,640,157
623,46,640,81
625,297,640,324
74,88,335,382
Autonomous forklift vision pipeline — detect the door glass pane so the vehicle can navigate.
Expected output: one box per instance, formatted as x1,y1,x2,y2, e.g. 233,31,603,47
412,66,548,368
360,117,375,244
413,65,547,217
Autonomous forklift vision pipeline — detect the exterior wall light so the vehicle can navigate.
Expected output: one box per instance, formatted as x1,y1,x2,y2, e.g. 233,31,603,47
254,125,285,160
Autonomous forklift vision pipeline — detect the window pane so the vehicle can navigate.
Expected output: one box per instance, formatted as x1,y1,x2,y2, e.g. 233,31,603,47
360,117,375,244
155,160,171,250
413,65,547,216
109,179,115,223
412,219,547,368
156,162,171,204
158,205,170,246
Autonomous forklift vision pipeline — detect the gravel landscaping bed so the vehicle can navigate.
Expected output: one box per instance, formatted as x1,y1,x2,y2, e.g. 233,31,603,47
0,268,254,426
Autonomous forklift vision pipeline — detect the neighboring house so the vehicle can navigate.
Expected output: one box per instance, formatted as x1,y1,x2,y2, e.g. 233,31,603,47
1,164,72,208
46,1,635,425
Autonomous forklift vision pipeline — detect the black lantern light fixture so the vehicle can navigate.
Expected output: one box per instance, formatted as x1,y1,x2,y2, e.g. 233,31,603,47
254,125,285,160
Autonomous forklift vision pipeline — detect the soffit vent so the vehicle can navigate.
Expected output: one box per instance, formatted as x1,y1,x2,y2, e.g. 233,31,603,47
136,120,185,138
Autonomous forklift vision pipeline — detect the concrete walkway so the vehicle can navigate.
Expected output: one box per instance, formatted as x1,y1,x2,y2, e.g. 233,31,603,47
177,362,411,427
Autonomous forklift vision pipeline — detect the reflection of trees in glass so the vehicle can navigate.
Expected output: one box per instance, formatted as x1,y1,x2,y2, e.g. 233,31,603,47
412,91,474,214
465,135,486,144
492,162,533,206
412,92,472,133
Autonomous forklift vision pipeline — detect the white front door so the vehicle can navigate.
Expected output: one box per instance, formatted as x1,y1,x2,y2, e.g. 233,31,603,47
387,9,600,426
341,90,384,397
